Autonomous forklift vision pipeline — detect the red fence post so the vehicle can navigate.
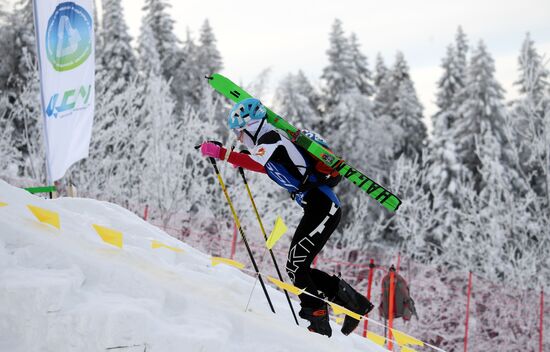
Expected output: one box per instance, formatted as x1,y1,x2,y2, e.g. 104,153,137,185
230,222,237,259
387,265,396,351
464,271,473,352
363,259,375,337
143,204,149,221
313,255,319,268
540,289,544,352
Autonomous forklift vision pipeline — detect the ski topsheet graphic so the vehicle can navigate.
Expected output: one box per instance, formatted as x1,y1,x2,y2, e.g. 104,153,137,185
207,73,402,212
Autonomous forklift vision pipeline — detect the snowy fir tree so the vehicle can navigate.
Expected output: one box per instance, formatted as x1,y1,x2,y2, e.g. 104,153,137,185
320,19,356,114
273,71,321,129
373,53,389,89
373,53,393,118
178,29,203,107
197,19,223,76
384,52,427,160
348,33,374,97
508,33,550,199
0,0,41,175
99,0,137,85
142,0,185,106
455,41,509,192
428,45,463,195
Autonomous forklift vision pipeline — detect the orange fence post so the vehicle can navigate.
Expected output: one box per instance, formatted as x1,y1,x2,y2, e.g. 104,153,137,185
363,259,375,337
387,265,396,351
230,222,237,259
143,204,149,221
464,271,473,352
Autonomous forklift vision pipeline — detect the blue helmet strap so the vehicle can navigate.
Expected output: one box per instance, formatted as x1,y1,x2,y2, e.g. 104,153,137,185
243,117,267,144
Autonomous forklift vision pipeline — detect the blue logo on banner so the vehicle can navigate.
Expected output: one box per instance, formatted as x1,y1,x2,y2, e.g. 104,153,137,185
46,2,92,72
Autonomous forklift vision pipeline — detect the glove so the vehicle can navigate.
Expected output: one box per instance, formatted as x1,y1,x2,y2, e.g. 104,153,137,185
200,142,222,159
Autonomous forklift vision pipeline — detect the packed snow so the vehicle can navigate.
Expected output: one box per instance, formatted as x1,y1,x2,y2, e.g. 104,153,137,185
0,180,387,352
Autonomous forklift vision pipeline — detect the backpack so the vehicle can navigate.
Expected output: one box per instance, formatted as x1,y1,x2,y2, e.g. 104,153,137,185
379,270,418,321
296,130,342,188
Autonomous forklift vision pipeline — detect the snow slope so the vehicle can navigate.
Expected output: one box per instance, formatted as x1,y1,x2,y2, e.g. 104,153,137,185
0,180,387,352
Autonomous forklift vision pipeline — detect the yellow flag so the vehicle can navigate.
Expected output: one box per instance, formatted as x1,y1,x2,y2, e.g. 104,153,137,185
265,216,287,249
27,205,60,229
401,347,419,352
329,302,362,321
267,276,304,296
211,257,245,269
391,329,424,348
366,331,386,346
151,240,183,253
0,202,7,207
92,224,123,248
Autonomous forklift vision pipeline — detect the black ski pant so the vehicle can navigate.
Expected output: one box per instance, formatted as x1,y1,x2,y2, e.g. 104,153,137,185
286,188,341,309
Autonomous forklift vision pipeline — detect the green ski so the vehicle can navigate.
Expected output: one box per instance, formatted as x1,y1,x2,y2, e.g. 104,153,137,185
207,73,402,212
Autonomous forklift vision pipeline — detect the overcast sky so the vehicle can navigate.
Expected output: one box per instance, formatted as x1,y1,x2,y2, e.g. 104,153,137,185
117,0,550,121
7,0,550,123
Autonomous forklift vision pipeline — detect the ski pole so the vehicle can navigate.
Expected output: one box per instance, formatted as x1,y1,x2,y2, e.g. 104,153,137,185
200,148,276,314
237,157,300,326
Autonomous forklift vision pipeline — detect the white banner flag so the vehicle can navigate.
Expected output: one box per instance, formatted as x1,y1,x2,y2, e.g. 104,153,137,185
33,0,95,182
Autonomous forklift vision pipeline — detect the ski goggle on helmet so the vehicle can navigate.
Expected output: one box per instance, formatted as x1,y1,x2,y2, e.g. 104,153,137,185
227,98,267,135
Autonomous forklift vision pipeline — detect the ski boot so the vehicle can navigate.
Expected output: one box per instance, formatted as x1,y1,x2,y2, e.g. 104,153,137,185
299,303,332,337
333,278,374,335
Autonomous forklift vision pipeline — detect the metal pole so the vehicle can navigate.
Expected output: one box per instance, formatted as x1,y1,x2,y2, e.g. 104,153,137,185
464,271,473,352
238,166,299,325
207,156,275,314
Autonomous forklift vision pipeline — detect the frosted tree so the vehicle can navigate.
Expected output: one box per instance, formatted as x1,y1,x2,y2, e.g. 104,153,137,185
179,29,203,107
320,19,355,113
348,33,374,96
142,0,185,105
508,33,549,200
272,71,321,129
6,63,45,182
391,78,427,159
455,26,469,92
373,53,393,118
99,0,137,85
455,41,509,192
0,0,41,176
387,52,427,159
373,53,389,89
0,95,21,178
197,19,223,76
0,0,35,95
137,21,161,81
427,45,465,199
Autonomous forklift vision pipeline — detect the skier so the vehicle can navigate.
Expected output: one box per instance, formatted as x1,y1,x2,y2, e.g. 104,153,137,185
200,98,373,337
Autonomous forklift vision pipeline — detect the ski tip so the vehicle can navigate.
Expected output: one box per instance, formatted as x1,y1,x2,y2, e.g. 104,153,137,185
204,75,213,81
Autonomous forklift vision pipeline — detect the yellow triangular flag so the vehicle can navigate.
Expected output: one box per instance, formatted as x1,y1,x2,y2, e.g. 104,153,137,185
267,276,304,296
335,317,344,325
366,331,386,346
265,216,287,249
401,347,419,352
151,240,183,253
92,224,123,248
27,205,60,229
0,202,7,207
329,302,362,321
391,329,424,348
211,257,245,269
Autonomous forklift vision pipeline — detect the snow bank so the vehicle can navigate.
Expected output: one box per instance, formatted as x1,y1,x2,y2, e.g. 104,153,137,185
0,180,386,352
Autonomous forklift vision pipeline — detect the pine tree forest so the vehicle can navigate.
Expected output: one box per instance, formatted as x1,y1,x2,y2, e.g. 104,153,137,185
1,1,549,350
